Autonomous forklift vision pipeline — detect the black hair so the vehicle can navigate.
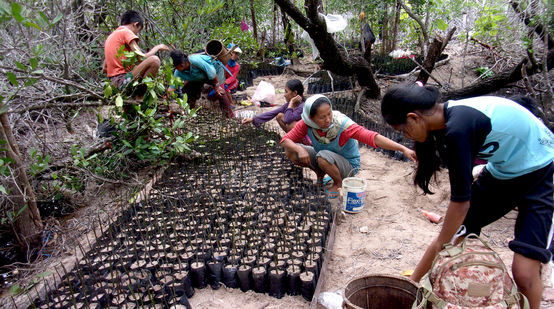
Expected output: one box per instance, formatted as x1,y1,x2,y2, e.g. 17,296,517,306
309,96,332,118
285,79,304,97
381,83,442,194
120,10,143,28
170,50,188,67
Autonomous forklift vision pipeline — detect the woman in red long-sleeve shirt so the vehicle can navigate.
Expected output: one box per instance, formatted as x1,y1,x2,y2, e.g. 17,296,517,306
281,94,416,198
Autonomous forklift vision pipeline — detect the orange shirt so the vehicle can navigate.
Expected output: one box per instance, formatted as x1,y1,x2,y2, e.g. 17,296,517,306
104,26,139,77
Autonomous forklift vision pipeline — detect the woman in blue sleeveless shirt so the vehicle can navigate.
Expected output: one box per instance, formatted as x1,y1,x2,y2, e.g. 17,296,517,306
381,82,554,309
281,95,416,197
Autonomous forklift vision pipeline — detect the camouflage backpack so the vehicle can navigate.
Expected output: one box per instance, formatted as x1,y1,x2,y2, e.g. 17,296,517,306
412,234,529,309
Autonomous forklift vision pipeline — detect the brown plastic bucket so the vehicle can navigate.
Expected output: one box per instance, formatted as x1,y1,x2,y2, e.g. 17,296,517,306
205,40,231,64
344,274,421,309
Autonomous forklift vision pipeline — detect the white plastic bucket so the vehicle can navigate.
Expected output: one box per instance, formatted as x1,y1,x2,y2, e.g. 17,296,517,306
342,177,367,213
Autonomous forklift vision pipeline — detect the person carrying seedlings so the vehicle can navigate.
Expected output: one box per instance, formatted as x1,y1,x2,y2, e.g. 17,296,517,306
280,94,416,198
103,10,169,89
242,79,306,134
380,82,554,309
168,50,234,118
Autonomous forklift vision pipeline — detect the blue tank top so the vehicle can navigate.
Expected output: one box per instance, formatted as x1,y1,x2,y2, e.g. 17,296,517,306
308,118,361,171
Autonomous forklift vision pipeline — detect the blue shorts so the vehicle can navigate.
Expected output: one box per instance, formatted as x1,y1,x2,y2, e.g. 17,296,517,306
462,162,554,263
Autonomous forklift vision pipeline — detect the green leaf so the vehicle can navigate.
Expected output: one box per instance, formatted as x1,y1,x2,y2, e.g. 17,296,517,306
10,2,23,23
30,57,38,69
9,284,23,295
24,20,41,30
31,69,44,75
0,185,7,195
37,11,49,29
15,61,25,70
6,72,18,86
104,84,113,98
115,95,123,108
15,204,28,216
436,19,448,31
51,12,62,26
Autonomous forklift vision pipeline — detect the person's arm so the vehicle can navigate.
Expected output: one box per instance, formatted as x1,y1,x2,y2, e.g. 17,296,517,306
374,134,417,162
280,120,309,144
282,97,303,124
144,44,170,58
252,104,288,127
129,40,146,57
343,125,417,162
411,200,470,282
281,138,311,165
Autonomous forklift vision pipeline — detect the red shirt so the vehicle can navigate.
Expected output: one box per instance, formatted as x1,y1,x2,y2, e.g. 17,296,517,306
224,62,240,91
281,120,379,148
104,26,139,77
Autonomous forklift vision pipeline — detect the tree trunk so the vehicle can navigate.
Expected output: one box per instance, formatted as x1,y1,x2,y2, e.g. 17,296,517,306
417,27,456,84
275,0,380,98
380,2,389,55
391,0,401,52
0,113,42,253
272,2,277,47
282,9,294,55
249,0,258,42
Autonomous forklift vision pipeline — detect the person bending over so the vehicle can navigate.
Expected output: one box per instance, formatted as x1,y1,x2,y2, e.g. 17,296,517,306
381,82,554,309
281,94,416,198
168,50,233,118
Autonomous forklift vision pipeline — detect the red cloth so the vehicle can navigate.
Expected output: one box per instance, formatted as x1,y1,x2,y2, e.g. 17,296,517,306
224,62,240,91
104,26,139,77
280,120,379,148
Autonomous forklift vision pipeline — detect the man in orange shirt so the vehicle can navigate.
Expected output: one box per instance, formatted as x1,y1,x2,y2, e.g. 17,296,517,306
103,10,169,88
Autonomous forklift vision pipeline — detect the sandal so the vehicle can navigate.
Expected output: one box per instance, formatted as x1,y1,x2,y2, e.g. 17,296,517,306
325,188,340,199
322,176,332,186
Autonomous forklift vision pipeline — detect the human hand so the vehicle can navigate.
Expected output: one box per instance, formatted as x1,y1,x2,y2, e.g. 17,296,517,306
296,147,310,165
215,86,225,96
403,147,417,163
241,118,253,125
157,44,170,52
289,95,302,108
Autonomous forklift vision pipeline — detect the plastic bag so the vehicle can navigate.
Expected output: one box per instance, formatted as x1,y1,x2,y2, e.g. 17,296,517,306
318,291,343,309
302,13,348,59
251,81,275,105
322,14,347,33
